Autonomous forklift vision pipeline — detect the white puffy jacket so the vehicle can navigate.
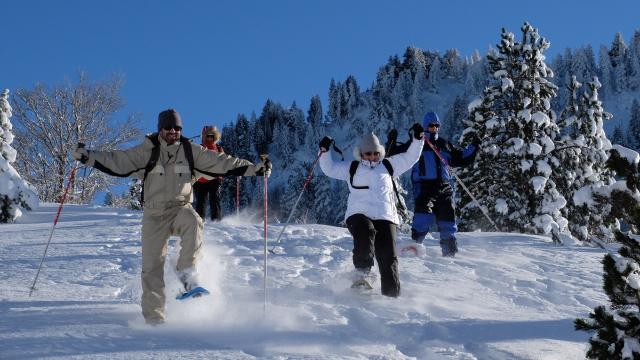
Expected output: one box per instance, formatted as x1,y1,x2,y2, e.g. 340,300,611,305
319,138,424,224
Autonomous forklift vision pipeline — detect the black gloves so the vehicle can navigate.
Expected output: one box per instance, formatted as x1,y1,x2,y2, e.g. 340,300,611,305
255,157,272,177
72,143,89,164
409,123,424,140
319,136,333,152
387,129,398,143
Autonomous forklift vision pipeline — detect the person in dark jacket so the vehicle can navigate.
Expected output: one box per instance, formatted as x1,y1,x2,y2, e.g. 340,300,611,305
193,126,224,221
390,112,479,257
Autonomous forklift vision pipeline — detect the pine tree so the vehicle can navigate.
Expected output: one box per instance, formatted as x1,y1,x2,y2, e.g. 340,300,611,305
628,30,640,91
313,174,333,225
627,100,640,150
458,23,568,242
609,32,629,92
576,147,640,360
427,56,442,90
305,95,324,148
0,89,38,223
127,179,142,210
442,95,468,143
103,191,114,207
611,125,628,146
235,114,252,159
598,45,615,99
571,46,598,85
556,77,616,241
272,118,293,168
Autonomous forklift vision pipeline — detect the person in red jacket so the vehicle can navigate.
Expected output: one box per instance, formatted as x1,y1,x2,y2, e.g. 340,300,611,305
193,126,224,221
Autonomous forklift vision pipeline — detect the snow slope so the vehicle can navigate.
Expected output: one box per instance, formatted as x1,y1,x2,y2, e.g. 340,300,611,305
0,204,609,359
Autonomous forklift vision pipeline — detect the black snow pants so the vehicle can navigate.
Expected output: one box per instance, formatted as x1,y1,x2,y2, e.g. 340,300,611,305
193,179,222,221
346,213,400,297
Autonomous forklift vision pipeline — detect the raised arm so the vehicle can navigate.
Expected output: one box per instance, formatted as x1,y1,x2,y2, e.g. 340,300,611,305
386,123,425,176
77,140,152,178
317,136,349,181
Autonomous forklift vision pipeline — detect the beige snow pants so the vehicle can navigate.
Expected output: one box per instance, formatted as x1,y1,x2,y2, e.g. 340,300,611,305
140,203,203,323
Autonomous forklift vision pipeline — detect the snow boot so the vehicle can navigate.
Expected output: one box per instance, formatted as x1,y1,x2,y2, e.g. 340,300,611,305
351,268,376,289
440,238,458,257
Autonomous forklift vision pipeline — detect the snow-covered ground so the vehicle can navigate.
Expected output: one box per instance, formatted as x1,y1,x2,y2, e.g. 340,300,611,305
0,204,609,359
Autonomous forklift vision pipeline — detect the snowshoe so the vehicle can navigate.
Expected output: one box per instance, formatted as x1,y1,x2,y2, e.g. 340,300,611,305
176,286,210,300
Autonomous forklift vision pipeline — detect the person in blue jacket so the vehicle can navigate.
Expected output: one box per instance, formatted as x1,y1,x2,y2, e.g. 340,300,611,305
403,111,479,257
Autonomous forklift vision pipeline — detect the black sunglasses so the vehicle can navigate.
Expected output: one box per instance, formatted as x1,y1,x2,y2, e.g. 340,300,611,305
162,126,182,131
364,151,380,156
206,134,216,138
428,123,440,128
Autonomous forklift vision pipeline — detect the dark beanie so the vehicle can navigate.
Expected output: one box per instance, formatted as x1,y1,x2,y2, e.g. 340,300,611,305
157,109,183,131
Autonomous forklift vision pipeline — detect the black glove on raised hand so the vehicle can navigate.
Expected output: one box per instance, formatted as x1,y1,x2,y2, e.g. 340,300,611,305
387,129,398,143
255,157,272,177
72,143,89,164
409,123,424,140
319,136,333,152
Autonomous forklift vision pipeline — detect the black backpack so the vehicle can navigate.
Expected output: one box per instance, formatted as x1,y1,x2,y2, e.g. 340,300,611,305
348,159,406,212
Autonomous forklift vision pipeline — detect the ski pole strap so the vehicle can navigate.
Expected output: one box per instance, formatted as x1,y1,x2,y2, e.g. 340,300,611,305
331,142,345,161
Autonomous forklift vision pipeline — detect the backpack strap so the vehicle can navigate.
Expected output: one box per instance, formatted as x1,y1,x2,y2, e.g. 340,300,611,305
180,136,195,178
140,135,162,204
349,161,368,189
381,158,394,176
382,158,401,201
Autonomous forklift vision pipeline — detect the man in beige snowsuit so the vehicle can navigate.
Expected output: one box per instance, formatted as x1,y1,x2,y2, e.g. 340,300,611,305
73,109,271,325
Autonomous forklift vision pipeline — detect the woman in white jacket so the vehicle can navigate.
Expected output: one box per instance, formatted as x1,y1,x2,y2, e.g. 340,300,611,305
318,123,424,297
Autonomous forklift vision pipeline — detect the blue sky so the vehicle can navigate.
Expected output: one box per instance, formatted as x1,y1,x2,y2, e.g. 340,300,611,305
4,0,639,139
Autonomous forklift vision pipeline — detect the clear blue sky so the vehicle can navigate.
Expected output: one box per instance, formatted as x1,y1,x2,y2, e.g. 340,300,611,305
4,0,639,139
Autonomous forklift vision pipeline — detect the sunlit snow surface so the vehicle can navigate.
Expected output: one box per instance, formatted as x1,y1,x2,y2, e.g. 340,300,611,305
0,204,609,359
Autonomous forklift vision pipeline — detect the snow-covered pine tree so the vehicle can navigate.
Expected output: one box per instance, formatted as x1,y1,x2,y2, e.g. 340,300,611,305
411,58,429,122
612,125,628,147
628,30,640,91
103,191,114,207
313,172,334,225
556,76,616,242
575,146,640,360
127,178,142,210
627,100,640,150
571,46,598,86
427,56,442,91
305,95,324,148
598,45,616,100
0,89,38,223
442,95,468,143
457,23,568,242
272,117,293,168
609,32,629,92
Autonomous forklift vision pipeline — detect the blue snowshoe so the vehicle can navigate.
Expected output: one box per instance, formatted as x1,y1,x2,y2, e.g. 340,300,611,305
176,286,210,300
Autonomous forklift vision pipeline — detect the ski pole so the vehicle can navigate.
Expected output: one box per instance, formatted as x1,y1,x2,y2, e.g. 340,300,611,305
268,151,322,254
425,139,500,231
236,177,240,217
29,143,84,297
261,154,269,312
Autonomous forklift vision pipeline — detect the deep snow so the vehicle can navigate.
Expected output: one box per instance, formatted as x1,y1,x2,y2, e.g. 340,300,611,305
0,204,610,359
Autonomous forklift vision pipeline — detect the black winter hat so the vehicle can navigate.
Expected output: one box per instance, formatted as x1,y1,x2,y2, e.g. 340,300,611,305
157,109,183,131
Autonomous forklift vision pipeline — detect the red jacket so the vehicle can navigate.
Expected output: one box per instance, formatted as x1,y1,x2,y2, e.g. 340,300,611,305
197,142,224,182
